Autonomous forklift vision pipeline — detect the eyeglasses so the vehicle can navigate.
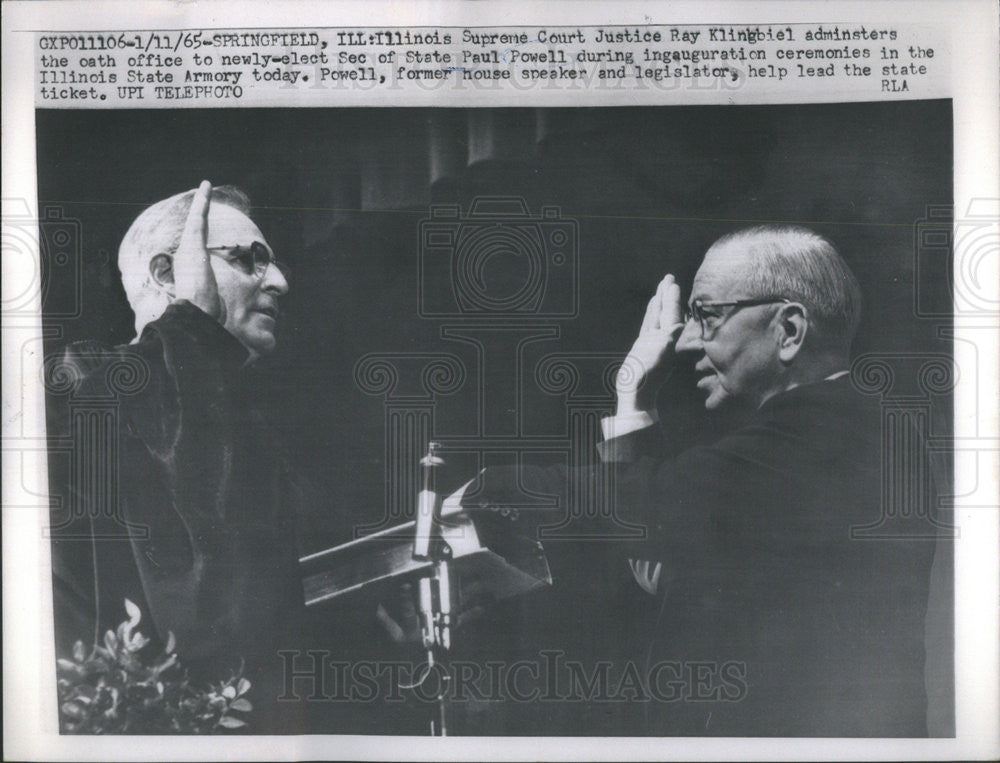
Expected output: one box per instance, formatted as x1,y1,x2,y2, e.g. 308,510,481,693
683,297,790,340
206,241,290,282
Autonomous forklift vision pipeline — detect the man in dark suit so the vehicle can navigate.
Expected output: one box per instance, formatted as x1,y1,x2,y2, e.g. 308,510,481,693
459,226,936,736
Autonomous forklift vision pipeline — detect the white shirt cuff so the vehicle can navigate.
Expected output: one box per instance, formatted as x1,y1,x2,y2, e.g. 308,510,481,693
600,410,660,441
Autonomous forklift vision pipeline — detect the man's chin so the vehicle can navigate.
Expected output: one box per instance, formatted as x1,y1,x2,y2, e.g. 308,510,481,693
237,332,276,362
702,386,732,411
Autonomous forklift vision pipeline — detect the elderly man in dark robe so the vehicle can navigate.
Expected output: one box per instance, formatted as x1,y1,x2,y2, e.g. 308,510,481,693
51,182,315,733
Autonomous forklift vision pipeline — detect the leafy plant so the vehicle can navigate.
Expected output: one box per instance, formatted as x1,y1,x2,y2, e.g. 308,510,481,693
57,599,253,734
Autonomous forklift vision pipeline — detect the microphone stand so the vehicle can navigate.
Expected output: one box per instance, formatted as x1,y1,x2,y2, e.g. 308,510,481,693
411,442,452,736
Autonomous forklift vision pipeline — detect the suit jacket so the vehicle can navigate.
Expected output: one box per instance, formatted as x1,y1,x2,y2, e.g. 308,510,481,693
464,376,937,736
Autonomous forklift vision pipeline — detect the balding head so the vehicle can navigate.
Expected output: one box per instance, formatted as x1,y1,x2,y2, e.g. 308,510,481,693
705,226,862,353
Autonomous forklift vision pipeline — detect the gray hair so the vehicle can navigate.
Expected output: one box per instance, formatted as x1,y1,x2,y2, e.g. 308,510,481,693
118,185,252,335
710,225,862,350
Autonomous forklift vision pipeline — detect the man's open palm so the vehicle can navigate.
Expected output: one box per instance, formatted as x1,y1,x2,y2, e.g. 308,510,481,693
172,180,224,322
616,273,685,415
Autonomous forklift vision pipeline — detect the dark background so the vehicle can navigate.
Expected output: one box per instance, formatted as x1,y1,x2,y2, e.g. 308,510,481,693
37,101,954,735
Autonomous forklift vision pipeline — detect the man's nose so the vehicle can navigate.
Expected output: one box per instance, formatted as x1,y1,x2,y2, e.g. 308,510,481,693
675,316,703,353
261,263,289,296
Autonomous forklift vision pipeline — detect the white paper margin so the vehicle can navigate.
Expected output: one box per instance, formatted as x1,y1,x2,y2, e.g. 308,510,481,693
3,1,998,760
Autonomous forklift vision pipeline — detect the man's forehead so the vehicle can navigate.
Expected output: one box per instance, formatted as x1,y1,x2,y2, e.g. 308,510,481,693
691,242,751,297
205,203,264,243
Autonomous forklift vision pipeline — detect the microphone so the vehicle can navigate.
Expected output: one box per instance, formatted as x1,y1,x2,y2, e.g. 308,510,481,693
412,441,444,561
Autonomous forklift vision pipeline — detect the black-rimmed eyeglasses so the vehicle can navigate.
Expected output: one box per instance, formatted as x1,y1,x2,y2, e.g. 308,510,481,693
683,297,790,340
206,241,290,282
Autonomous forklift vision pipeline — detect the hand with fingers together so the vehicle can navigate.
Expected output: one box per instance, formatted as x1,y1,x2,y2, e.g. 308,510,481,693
615,273,686,417
169,179,225,323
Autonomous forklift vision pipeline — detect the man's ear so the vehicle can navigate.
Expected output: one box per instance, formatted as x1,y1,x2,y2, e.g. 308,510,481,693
149,253,174,289
777,302,808,363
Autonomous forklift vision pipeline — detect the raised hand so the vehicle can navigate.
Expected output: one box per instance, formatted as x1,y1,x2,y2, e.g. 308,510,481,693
171,180,224,322
615,273,685,416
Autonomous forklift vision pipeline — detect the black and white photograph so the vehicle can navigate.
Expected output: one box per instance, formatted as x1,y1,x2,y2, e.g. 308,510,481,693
3,1,998,760
35,100,955,737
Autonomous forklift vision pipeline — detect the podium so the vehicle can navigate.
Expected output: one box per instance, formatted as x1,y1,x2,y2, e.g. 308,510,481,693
299,449,552,734
299,510,552,610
